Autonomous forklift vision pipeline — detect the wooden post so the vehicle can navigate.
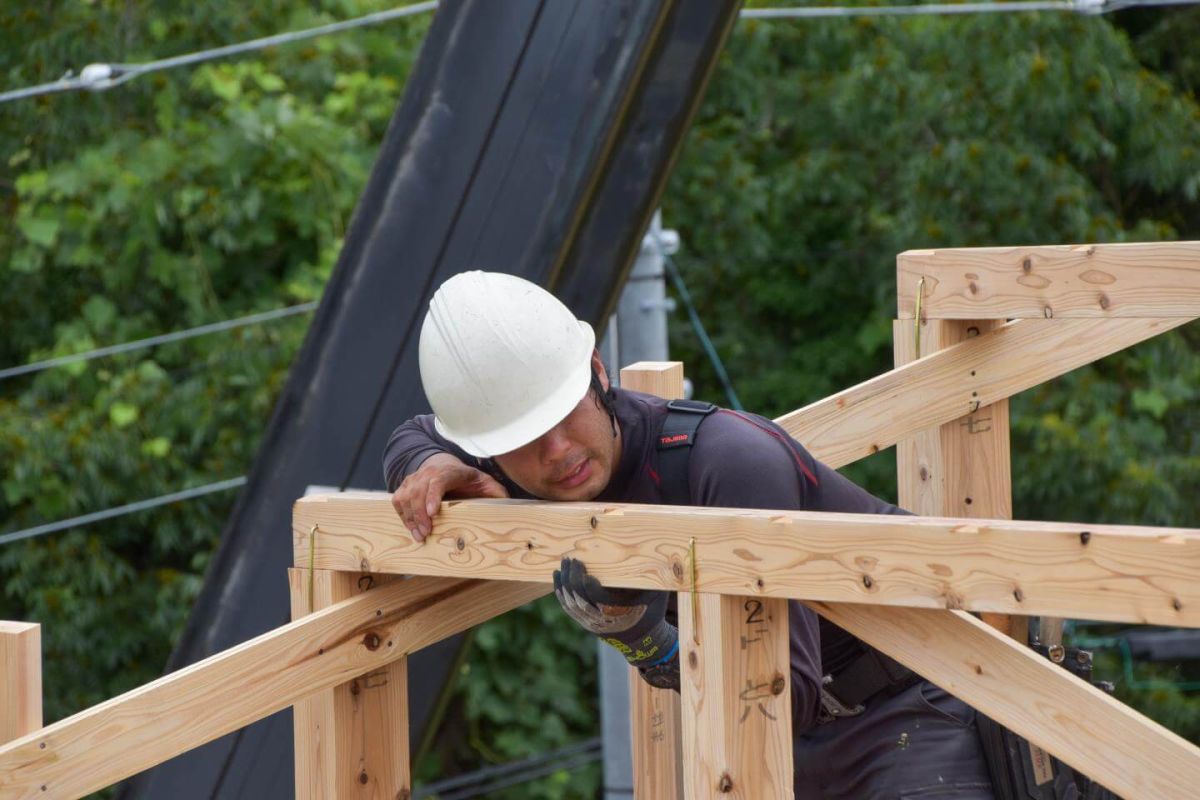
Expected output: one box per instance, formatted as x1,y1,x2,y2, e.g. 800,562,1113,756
679,594,792,799
289,569,411,800
620,362,685,800
894,318,1026,640
0,621,41,744
621,357,792,800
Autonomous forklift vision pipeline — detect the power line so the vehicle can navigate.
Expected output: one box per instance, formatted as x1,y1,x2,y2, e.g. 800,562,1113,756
0,1,438,105
0,301,318,382
0,476,246,546
412,738,602,800
6,0,1198,106
661,252,744,411
740,0,1197,17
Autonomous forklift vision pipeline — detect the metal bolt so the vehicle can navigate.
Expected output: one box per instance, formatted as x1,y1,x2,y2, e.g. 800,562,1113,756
364,633,381,651
1048,644,1065,663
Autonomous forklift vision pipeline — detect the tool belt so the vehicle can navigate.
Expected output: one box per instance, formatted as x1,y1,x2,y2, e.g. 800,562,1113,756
817,649,920,724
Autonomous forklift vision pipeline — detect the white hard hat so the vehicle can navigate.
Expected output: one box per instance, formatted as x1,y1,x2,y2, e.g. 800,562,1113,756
418,271,596,457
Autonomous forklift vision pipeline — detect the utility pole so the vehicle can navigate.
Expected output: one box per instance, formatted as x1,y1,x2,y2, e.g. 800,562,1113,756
597,211,679,799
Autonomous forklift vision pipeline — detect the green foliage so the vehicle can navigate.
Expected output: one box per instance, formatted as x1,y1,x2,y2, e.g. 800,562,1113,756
0,0,428,727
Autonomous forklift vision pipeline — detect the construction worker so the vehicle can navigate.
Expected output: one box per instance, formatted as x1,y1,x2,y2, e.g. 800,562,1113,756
384,271,994,799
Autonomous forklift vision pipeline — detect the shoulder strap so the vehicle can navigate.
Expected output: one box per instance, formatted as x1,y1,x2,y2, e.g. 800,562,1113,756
656,399,717,505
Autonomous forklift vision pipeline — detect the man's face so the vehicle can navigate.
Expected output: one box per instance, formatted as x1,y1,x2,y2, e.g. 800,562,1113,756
493,354,621,501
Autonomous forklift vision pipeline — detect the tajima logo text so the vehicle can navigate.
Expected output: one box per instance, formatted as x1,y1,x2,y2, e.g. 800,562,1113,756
660,434,690,445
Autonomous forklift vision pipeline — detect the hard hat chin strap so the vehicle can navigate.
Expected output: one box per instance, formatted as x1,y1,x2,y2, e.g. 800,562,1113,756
589,368,619,439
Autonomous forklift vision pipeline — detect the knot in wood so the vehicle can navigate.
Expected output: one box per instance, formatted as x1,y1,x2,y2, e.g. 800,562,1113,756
672,561,684,580
1043,305,1053,318
1099,293,1110,310
397,791,412,800
771,674,786,695
1022,256,1032,273
1013,588,1025,603
862,574,874,589
455,537,465,552
1174,598,1184,612
688,650,699,669
718,773,734,793
1080,531,1091,545
363,633,382,651
590,516,598,529
359,771,369,785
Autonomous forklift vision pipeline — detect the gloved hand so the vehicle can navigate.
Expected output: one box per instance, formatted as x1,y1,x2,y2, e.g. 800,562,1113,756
553,558,679,673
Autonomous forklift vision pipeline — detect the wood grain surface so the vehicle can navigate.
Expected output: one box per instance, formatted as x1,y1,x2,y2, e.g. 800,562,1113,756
0,578,546,800
621,362,685,800
293,495,1200,627
290,570,410,800
680,595,792,799
0,622,40,745
897,241,1200,318
779,316,1193,469
810,601,1200,800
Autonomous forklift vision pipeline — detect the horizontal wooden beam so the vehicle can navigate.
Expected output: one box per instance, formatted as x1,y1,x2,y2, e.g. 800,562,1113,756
0,577,546,799
777,316,1193,469
897,241,1200,319
293,494,1200,627
812,600,1200,800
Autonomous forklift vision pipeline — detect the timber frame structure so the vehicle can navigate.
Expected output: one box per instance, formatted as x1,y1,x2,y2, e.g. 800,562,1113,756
2,240,1200,799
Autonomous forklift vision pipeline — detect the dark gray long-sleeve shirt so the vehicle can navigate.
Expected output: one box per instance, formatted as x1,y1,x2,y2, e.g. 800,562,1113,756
383,386,908,733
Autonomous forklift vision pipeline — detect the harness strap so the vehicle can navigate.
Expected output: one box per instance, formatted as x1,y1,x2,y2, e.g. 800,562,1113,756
656,399,717,505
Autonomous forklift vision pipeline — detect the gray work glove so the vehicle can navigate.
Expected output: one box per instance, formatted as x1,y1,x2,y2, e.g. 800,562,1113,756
553,558,679,676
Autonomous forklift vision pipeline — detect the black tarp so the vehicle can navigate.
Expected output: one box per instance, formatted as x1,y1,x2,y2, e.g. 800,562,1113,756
119,1,739,796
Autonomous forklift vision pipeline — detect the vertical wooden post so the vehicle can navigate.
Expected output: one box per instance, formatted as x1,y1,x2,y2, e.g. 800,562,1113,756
620,362,685,800
0,621,41,744
894,317,1025,640
289,569,411,799
679,594,793,799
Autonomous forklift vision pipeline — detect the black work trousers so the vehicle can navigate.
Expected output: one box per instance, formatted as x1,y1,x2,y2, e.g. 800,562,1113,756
794,681,994,799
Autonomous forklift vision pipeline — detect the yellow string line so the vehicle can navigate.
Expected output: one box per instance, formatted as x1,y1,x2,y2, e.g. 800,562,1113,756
914,276,926,356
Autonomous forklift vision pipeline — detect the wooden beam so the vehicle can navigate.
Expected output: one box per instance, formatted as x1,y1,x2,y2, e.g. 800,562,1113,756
0,577,546,799
0,622,41,745
809,601,1200,800
620,361,684,800
897,241,1200,319
293,495,1200,627
777,316,1193,470
680,594,792,799
289,570,410,800
895,319,1025,640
